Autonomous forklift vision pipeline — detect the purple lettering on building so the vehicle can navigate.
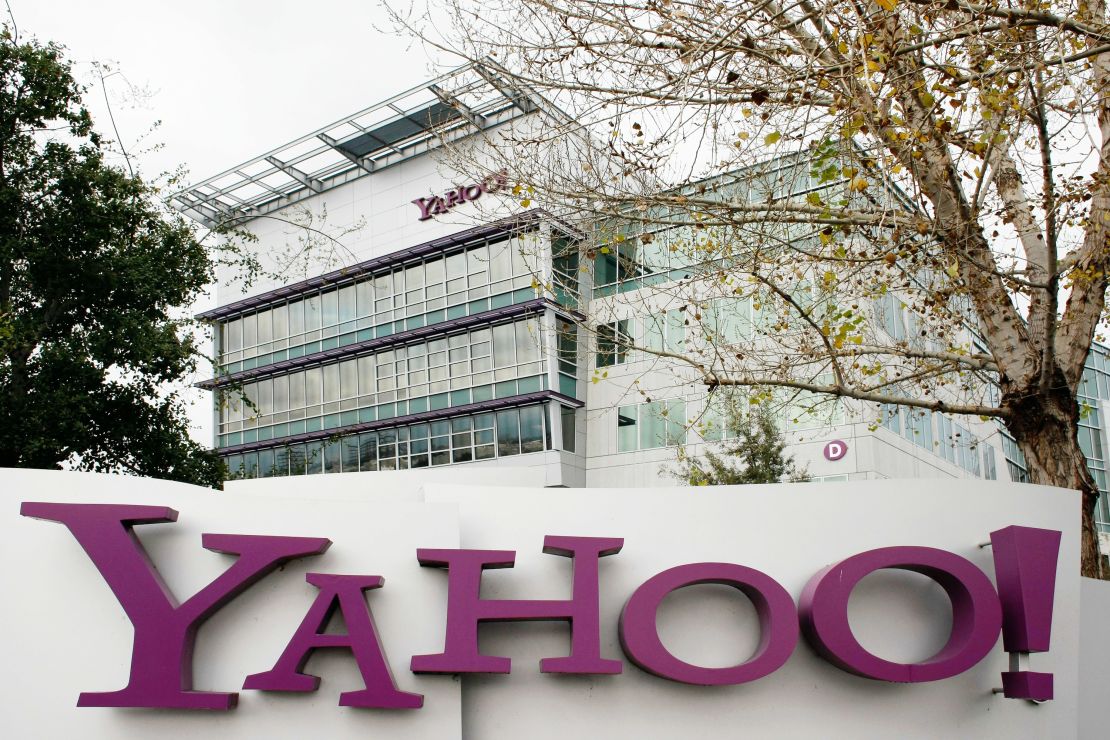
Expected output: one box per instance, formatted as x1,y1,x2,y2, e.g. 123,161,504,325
412,170,508,221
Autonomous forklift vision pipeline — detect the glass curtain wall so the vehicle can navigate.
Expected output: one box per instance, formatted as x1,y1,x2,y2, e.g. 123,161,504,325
224,404,554,479
216,234,542,374
217,317,546,447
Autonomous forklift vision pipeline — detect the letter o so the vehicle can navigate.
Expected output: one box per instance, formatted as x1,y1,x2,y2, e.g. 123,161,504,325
464,184,483,201
619,563,798,685
799,546,1002,682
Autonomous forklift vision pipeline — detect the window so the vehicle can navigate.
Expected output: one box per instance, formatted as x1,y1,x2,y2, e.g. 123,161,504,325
901,407,933,450
705,299,752,344
983,445,997,481
880,404,901,434
561,406,576,452
616,399,686,452
597,320,631,368
645,311,685,354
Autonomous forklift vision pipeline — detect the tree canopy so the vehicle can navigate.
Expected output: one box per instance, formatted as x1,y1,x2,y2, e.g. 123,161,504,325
0,28,223,486
390,0,1110,575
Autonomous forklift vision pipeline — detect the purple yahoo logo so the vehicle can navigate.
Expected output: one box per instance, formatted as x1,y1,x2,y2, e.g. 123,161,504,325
412,170,508,221
823,440,848,461
20,502,1063,711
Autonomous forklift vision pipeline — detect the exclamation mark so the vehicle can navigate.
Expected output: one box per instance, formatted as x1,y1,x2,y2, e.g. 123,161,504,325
989,525,1062,702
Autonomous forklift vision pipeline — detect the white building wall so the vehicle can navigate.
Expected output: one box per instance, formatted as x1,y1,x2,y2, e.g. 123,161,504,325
215,124,526,305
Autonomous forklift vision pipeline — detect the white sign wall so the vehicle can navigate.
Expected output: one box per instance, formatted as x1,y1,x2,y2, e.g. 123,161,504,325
0,469,1090,738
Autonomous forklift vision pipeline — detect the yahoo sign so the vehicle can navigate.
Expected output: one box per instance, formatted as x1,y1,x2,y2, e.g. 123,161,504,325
412,170,508,221
20,502,1061,712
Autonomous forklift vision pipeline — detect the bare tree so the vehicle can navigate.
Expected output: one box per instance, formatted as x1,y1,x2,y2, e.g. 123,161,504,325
386,0,1110,577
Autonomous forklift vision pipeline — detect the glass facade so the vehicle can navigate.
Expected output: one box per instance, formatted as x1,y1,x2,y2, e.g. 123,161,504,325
216,235,541,375
216,317,547,448
880,404,988,478
209,222,584,480
224,405,551,479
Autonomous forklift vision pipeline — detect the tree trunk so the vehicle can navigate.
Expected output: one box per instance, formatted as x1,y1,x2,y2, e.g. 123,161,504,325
1004,385,1106,579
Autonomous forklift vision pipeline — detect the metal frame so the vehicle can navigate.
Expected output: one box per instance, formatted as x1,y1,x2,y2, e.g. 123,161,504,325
171,62,549,229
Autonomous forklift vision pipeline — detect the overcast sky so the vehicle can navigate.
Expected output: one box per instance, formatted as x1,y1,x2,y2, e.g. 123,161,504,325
11,0,450,445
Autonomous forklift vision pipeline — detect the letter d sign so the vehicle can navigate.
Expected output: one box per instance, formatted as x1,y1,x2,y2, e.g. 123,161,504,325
823,441,847,461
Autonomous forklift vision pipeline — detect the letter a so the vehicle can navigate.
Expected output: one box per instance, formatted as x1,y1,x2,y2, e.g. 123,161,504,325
244,573,422,709
20,502,331,710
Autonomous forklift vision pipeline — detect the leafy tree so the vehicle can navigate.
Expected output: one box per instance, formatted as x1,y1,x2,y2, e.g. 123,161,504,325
0,28,223,486
669,406,810,485
391,0,1110,576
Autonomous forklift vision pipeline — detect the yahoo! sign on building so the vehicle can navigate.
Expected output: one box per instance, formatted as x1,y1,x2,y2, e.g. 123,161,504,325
3,471,1084,739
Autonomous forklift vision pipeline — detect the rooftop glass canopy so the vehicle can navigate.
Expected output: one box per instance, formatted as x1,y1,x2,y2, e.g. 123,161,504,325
172,62,543,228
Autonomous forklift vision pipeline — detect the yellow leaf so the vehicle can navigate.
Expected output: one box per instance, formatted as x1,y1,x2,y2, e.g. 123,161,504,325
876,0,897,10
764,131,782,145
520,199,531,208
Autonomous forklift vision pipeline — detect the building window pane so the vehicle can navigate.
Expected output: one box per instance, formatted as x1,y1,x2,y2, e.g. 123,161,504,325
341,360,358,398
272,305,289,340
338,285,356,323
492,323,516,368
323,364,340,403
288,300,304,335
617,406,638,452
358,356,376,395
306,442,324,474
289,371,306,410
257,309,272,345
259,448,276,478
226,318,242,353
305,368,322,406
520,406,544,453
242,313,257,349
304,294,322,331
321,290,339,327
257,379,273,416
273,447,290,477
597,320,631,367
666,400,686,446
324,441,342,473
561,407,576,452
343,436,360,472
272,375,289,413
497,409,520,456
640,401,665,449
289,444,307,475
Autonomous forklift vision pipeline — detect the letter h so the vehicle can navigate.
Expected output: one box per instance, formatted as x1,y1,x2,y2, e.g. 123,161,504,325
410,536,623,674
